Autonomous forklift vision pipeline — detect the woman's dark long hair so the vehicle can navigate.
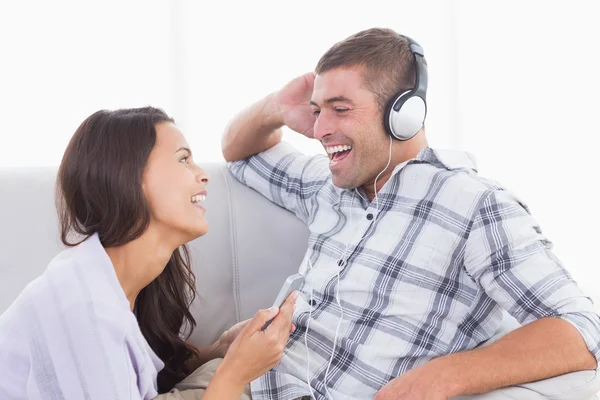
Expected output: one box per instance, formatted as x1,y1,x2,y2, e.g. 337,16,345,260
55,107,199,393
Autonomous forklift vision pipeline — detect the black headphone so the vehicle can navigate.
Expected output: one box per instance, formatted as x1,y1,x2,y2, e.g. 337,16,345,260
383,35,428,141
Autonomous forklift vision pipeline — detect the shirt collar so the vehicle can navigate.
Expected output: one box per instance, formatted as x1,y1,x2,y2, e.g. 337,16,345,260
348,147,478,201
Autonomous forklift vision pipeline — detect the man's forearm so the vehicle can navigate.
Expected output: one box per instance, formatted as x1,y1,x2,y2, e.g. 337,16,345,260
222,92,283,162
433,317,597,397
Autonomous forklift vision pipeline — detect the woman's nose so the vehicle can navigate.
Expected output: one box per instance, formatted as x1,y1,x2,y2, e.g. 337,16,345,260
196,167,209,184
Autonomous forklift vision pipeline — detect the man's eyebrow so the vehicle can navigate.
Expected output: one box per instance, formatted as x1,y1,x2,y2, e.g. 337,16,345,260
309,96,354,107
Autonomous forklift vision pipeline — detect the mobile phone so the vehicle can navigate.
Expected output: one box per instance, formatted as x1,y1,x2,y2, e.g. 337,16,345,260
262,273,305,330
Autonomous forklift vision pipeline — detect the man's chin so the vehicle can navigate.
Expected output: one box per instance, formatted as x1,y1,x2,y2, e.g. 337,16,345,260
331,173,359,190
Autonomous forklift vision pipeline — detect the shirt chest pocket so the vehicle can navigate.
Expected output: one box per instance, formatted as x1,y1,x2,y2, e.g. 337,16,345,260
377,218,464,281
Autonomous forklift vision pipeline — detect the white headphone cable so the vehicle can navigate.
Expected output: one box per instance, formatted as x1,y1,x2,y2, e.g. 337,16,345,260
307,136,392,399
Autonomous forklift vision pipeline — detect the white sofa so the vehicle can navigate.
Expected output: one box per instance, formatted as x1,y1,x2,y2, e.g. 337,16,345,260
1,164,598,399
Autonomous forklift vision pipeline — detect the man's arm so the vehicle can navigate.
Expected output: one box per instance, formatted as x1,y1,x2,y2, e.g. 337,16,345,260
221,72,328,223
377,317,597,398
222,72,316,162
221,93,283,162
376,188,600,400
432,317,597,397
446,188,600,395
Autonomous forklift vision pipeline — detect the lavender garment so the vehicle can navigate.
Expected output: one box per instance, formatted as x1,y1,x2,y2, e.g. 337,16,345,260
0,233,164,399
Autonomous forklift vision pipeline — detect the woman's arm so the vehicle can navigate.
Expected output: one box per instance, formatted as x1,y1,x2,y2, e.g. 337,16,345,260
158,294,298,400
200,364,248,399
185,319,252,371
185,341,226,372
153,359,247,400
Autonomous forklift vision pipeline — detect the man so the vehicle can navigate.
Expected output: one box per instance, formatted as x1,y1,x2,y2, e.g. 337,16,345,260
221,28,600,400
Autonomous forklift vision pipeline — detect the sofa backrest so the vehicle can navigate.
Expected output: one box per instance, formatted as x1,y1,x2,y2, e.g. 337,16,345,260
0,164,310,346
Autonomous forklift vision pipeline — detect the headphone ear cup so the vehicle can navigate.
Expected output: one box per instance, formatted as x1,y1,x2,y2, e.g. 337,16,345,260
384,90,411,139
385,92,426,141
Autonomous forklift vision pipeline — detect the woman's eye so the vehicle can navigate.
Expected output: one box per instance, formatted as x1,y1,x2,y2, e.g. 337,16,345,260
180,156,189,163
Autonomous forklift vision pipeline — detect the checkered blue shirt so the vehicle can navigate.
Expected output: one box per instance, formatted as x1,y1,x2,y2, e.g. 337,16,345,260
228,142,600,400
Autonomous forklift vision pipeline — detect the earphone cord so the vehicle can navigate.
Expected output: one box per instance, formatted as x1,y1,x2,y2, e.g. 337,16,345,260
374,135,393,219
305,258,316,399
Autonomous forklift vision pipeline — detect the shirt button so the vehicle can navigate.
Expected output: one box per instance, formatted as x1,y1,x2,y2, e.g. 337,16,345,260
366,213,374,220
309,299,318,307
337,259,345,267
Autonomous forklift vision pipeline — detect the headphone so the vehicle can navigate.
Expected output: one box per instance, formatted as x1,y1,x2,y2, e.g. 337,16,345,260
383,35,428,141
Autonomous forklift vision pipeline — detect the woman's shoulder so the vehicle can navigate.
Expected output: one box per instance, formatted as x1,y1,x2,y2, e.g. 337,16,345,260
4,234,131,335
0,239,135,376
1,245,81,320
49,234,128,308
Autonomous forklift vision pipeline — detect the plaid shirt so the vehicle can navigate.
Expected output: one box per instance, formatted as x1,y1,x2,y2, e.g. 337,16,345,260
228,142,600,400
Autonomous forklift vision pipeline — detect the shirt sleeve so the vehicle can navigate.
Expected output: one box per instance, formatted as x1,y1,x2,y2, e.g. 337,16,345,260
464,188,600,362
227,142,330,224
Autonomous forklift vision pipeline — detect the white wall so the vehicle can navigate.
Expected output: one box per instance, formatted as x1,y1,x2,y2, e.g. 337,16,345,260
0,0,598,303
454,0,600,303
0,1,174,167
174,0,459,161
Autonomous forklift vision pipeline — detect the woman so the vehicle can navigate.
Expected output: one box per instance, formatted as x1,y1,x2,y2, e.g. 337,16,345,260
0,107,297,399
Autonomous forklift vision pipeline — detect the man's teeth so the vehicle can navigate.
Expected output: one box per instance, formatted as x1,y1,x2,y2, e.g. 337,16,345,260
326,145,352,155
191,195,206,204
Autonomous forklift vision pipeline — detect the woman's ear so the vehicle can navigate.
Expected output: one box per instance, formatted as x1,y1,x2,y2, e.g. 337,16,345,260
140,168,149,197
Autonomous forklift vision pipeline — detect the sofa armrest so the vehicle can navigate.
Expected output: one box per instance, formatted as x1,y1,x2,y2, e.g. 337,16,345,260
452,369,599,400
453,313,600,399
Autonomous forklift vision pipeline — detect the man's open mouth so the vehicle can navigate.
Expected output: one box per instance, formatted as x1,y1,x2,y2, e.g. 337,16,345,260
326,145,352,166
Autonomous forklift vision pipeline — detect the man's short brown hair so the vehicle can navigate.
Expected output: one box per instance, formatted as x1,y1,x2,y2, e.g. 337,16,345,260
315,28,421,113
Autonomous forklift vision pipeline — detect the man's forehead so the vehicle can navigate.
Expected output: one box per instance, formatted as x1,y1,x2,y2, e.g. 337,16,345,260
312,67,365,104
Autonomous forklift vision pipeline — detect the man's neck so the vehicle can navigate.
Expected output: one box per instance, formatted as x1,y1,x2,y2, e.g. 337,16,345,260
362,131,428,201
